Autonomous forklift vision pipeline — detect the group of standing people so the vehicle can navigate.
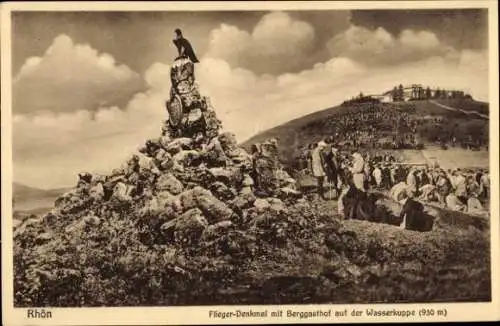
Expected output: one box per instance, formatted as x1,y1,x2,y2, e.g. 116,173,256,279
307,136,345,199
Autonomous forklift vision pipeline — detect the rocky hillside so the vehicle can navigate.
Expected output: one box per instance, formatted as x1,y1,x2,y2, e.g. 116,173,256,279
13,60,491,306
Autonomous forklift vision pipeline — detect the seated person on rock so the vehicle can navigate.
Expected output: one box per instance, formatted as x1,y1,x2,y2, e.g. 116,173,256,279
389,180,408,203
399,187,430,231
417,183,437,202
445,191,467,212
341,172,374,221
467,192,488,216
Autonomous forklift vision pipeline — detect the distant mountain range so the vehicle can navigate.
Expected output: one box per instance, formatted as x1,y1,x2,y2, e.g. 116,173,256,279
13,182,69,216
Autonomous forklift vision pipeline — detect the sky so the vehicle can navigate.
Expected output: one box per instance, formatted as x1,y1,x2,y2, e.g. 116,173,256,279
11,9,489,188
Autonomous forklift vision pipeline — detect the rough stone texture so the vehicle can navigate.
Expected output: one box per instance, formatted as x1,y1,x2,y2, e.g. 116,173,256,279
155,173,184,195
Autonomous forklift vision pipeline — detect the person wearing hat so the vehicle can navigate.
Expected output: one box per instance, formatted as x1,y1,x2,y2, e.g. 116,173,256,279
436,170,452,206
454,169,468,204
480,171,490,199
406,167,419,194
399,186,424,230
322,141,341,197
173,28,200,63
311,141,327,199
372,163,383,189
381,163,392,189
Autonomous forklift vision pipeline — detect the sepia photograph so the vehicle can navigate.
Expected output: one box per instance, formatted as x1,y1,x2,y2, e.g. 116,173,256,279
2,1,499,324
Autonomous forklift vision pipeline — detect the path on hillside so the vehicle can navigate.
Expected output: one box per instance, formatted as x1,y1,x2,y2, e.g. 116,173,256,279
429,100,489,119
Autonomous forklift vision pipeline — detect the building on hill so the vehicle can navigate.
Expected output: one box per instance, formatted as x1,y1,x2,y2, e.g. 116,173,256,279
372,92,393,103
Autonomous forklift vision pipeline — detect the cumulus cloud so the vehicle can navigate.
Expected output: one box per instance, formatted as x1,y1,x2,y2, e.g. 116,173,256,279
327,25,455,65
205,12,316,75
13,34,146,115
13,62,170,188
196,49,488,143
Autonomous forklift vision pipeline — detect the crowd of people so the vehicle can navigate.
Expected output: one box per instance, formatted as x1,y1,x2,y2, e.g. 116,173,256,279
298,103,487,154
300,137,491,224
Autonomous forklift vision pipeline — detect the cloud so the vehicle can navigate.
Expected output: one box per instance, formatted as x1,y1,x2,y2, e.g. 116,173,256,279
349,9,488,50
13,62,170,189
13,34,146,115
205,12,316,75
195,49,488,143
13,29,489,189
327,25,455,65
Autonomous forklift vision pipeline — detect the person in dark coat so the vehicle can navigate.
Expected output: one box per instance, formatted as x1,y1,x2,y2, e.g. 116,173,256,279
322,143,340,196
399,193,434,232
173,28,200,63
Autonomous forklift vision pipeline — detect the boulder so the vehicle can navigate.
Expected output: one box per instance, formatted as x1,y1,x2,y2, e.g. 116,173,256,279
277,187,301,198
137,154,161,176
83,214,101,226
156,191,177,209
158,135,172,149
201,221,234,241
209,167,243,187
176,208,208,232
138,138,161,157
209,181,236,201
43,211,59,226
111,182,133,202
138,197,161,217
253,198,271,213
55,191,92,215
155,173,184,195
154,148,174,171
160,208,208,238
187,108,203,123
34,232,53,245
229,193,256,211
203,109,222,139
268,198,286,214
227,148,252,169
177,186,234,223
111,167,126,177
89,183,104,201
218,132,238,152
178,186,211,211
173,150,201,166
196,193,234,224
204,137,229,167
